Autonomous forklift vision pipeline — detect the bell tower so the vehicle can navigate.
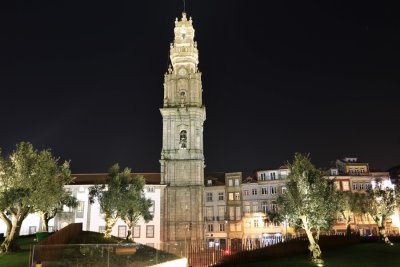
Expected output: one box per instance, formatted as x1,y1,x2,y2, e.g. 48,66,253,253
160,12,205,241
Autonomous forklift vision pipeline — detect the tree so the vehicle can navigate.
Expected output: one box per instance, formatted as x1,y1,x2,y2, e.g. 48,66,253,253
89,164,153,239
337,191,366,236
276,153,340,266
119,174,153,241
0,142,74,252
35,189,78,232
364,179,397,245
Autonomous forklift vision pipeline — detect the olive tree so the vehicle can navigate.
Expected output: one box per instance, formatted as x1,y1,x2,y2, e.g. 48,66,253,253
0,142,75,252
89,164,153,239
119,174,153,241
276,153,340,266
337,191,366,236
364,179,397,245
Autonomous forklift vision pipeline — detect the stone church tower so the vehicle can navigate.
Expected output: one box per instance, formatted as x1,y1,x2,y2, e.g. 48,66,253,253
160,12,205,241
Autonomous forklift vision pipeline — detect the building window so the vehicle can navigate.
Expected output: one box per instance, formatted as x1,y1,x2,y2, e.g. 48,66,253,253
262,201,268,214
219,223,225,232
149,200,155,215
207,180,212,186
76,201,84,218
229,207,235,220
118,225,127,238
244,190,249,196
207,224,214,232
235,206,241,220
244,203,250,214
29,226,37,235
206,206,214,220
228,179,233,186
252,189,257,195
261,187,268,195
206,192,213,201
234,192,240,200
218,206,225,220
147,186,155,192
234,179,239,186
228,193,234,200
146,225,155,238
270,172,276,180
342,181,350,191
271,187,277,195
236,223,242,231
252,202,258,213
281,187,287,194
254,220,259,228
352,183,357,190
179,130,187,149
218,192,224,200
133,226,140,238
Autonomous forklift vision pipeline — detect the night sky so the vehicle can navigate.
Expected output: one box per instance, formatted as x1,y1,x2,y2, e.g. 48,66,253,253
2,1,399,176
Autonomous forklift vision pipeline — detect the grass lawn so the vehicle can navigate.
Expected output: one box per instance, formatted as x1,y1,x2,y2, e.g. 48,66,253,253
0,235,36,267
234,243,400,267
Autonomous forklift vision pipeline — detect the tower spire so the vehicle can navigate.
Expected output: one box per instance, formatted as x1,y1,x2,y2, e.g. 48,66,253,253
183,0,186,13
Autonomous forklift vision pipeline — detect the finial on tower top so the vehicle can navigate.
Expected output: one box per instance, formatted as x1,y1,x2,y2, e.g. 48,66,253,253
182,12,187,21
183,0,186,13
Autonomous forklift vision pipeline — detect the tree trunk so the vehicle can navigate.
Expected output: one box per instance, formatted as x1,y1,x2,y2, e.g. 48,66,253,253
378,225,393,245
302,217,324,265
126,228,132,241
0,215,24,253
39,212,50,232
104,215,117,239
346,223,351,236
0,212,12,239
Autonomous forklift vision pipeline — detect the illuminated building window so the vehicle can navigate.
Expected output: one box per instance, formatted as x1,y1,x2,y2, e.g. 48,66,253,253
342,181,350,191
229,193,234,200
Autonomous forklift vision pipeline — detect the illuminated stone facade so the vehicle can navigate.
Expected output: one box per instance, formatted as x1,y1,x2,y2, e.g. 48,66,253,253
160,12,206,241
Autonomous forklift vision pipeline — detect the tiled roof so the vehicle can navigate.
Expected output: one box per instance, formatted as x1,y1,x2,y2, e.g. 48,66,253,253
71,173,161,185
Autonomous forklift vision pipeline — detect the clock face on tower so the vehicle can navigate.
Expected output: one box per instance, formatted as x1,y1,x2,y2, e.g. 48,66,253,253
178,68,187,76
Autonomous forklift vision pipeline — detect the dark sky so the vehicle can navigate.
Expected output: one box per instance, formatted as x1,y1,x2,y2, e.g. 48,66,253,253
2,1,399,176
